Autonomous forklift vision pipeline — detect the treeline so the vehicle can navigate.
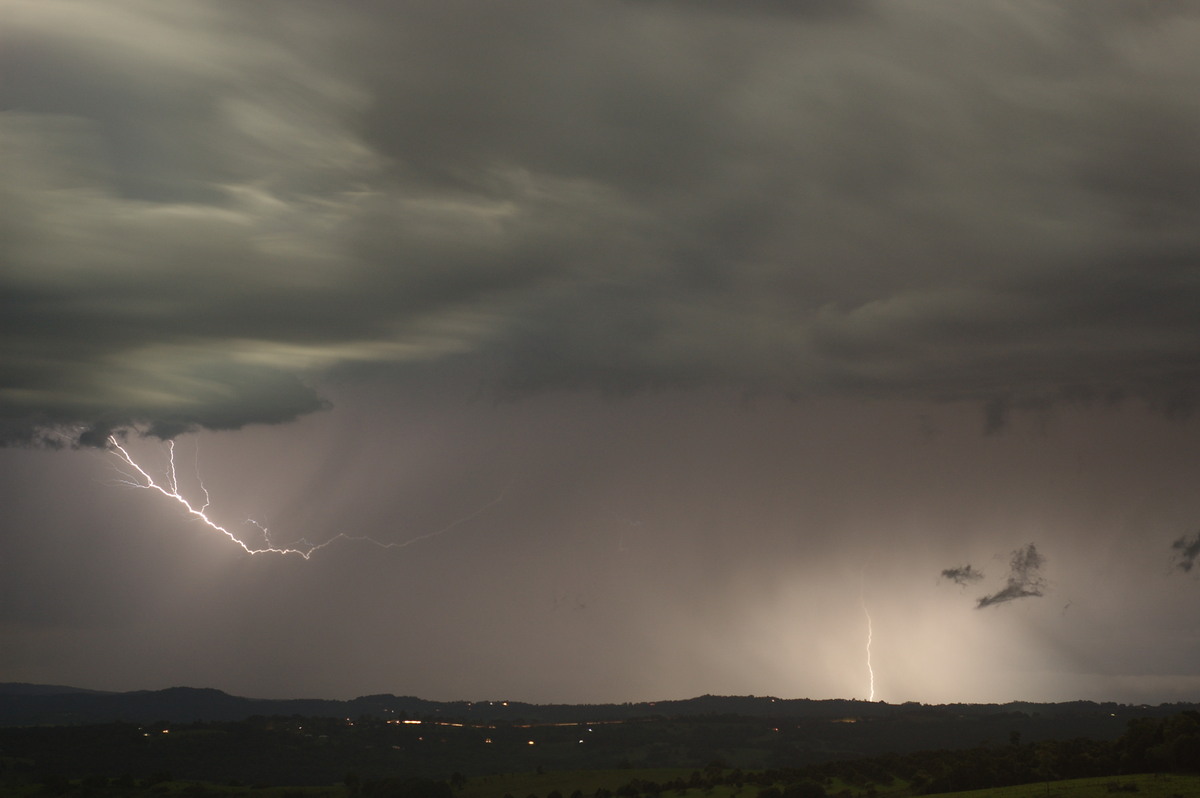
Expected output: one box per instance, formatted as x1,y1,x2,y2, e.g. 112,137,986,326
4,710,1200,796
0,701,1173,785
550,712,1200,798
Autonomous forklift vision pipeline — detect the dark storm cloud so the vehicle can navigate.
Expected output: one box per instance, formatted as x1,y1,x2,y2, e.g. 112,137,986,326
976,544,1047,610
1171,532,1200,574
623,0,873,22
940,564,984,587
5,0,1200,445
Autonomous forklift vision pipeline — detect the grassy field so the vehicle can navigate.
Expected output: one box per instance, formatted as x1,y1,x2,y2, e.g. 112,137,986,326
5,769,1199,797
460,768,703,798
458,770,1200,798
922,773,1200,798
462,768,901,798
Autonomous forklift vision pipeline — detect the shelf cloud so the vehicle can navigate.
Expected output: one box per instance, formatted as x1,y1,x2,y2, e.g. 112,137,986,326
4,1,1200,446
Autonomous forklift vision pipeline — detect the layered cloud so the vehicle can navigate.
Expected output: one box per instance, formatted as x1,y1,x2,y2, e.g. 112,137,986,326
5,0,1200,444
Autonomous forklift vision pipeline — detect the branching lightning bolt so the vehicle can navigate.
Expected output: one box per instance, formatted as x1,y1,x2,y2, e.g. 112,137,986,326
107,436,505,559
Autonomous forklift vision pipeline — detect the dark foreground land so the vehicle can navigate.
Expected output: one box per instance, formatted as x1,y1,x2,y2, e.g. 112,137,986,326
2,685,1200,796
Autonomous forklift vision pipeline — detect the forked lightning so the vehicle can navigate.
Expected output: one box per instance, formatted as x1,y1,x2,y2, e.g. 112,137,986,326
107,436,503,559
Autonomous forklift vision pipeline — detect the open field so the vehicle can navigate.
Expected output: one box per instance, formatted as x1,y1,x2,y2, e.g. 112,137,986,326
922,773,1200,798
4,768,1200,798
461,768,702,798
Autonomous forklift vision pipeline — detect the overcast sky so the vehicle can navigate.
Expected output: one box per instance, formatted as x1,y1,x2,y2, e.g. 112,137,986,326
3,0,1200,705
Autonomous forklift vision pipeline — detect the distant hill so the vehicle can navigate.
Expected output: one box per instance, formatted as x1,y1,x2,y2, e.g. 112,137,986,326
6,685,1200,786
1,683,1196,732
0,683,112,697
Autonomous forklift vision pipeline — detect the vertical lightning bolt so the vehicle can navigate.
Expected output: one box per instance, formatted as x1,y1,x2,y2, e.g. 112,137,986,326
862,596,876,701
107,436,505,559
858,566,876,702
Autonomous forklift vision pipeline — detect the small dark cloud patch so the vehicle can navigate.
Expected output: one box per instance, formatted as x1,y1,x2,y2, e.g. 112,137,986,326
1172,532,1200,573
941,564,984,587
976,544,1047,609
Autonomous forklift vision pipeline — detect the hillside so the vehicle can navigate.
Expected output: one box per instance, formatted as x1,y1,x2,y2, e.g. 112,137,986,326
3,684,1200,787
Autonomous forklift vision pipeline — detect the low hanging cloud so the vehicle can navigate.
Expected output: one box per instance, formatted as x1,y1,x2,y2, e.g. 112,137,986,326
941,564,985,587
5,1,1200,446
1171,533,1200,573
976,544,1047,610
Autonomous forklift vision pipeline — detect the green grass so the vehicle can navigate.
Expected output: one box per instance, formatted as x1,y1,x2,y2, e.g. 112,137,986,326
461,771,1200,798
7,769,1199,798
461,768,699,798
925,772,1200,798
459,769,907,798
822,776,915,797
0,779,346,797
